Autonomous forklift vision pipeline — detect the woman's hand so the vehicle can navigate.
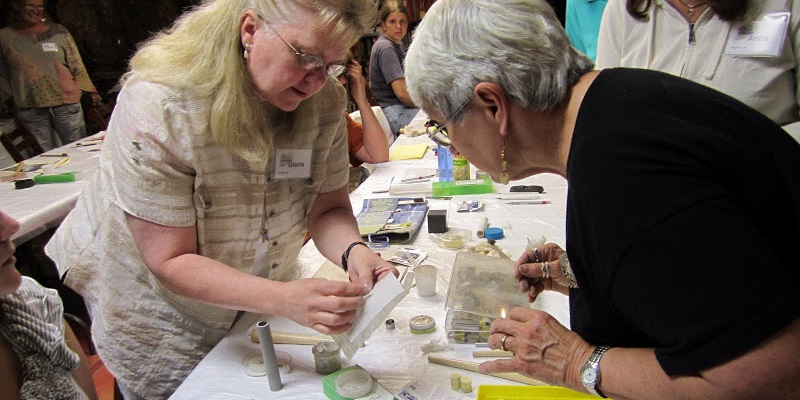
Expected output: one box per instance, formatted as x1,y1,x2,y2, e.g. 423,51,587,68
347,247,399,290
277,278,369,334
515,242,571,301
346,60,369,106
479,307,593,388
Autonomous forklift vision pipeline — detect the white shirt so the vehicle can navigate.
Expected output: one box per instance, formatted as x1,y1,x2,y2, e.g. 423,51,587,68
596,0,800,140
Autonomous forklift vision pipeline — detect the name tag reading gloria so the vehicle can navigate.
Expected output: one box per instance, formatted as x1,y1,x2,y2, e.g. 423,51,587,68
41,42,58,52
273,148,312,179
725,12,789,57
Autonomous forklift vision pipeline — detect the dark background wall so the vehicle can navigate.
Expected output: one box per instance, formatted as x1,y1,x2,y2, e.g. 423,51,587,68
0,0,202,97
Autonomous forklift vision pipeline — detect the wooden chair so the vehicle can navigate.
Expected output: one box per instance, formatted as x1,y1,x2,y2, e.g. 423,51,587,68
0,121,44,162
84,99,115,133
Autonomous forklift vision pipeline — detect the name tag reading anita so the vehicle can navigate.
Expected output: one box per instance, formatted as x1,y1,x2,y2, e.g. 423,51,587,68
725,12,789,57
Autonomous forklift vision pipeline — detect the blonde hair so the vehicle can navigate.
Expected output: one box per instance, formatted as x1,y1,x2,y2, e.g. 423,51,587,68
122,0,376,161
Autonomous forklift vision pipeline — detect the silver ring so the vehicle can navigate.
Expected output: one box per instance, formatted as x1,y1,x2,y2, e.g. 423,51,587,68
541,261,550,279
533,248,542,263
500,334,509,351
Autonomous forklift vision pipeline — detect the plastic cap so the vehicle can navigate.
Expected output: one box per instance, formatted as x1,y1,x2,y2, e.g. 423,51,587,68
335,369,373,398
483,227,504,240
14,179,35,189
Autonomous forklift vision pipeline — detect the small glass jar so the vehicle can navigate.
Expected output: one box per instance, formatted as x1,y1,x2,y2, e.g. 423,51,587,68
312,341,342,374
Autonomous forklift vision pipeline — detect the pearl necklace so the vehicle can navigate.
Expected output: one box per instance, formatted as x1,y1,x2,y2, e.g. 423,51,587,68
677,0,708,15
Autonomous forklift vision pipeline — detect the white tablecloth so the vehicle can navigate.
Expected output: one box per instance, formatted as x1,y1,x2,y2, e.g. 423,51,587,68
1,133,103,244
171,133,571,399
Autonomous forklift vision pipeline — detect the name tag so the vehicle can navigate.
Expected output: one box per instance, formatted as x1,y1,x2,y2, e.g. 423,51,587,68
273,148,312,179
725,12,789,57
41,42,58,52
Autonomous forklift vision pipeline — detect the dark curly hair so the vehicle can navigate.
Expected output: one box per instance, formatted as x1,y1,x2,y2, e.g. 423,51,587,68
626,0,750,21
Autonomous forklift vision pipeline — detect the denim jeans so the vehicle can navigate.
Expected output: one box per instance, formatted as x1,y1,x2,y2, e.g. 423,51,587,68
16,103,87,151
382,104,420,137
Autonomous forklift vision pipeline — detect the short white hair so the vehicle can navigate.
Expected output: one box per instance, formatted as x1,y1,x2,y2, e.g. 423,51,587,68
406,0,593,123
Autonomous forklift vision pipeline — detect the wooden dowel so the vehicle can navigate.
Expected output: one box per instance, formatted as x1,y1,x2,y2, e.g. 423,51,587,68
473,350,514,358
427,355,545,386
249,329,330,345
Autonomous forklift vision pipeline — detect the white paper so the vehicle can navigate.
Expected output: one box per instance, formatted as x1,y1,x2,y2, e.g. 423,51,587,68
333,273,410,358
396,379,468,400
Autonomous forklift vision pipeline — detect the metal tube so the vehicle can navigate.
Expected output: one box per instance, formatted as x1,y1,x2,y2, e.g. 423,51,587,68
256,321,283,391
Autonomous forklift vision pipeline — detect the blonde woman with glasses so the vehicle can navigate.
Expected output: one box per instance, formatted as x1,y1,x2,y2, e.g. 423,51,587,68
45,0,397,398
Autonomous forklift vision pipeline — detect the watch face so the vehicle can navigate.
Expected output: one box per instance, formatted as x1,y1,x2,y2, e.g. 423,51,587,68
581,366,597,383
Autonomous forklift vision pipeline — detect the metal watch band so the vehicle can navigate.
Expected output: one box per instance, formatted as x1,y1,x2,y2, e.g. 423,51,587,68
584,345,610,398
341,241,368,272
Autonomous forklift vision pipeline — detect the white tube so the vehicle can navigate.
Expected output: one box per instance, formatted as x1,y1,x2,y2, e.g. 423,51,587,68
476,217,488,238
256,321,283,391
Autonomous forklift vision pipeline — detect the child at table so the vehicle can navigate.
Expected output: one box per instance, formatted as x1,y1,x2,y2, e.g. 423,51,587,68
0,210,97,400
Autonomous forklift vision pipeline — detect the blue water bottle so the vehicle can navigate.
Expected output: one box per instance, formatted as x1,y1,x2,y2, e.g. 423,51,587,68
437,145,454,182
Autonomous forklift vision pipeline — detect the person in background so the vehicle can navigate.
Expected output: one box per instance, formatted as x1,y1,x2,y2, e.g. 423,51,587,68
0,0,103,150
0,210,98,400
339,59,390,167
406,0,800,398
596,0,800,140
369,0,420,136
565,0,608,61
44,0,397,398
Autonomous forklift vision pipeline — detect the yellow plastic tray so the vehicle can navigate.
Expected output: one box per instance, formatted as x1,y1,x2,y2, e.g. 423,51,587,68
477,385,598,399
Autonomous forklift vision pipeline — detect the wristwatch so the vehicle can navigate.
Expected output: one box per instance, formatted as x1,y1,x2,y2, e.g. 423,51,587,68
581,345,610,397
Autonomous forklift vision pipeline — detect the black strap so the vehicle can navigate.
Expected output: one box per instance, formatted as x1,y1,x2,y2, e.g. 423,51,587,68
341,241,368,272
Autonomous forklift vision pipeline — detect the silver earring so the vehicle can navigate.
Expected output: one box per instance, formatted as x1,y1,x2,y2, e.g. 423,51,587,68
243,43,251,59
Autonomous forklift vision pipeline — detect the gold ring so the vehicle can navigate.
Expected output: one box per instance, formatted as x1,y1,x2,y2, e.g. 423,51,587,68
500,334,509,351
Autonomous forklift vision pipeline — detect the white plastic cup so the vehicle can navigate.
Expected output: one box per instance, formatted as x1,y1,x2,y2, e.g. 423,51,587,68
414,265,438,297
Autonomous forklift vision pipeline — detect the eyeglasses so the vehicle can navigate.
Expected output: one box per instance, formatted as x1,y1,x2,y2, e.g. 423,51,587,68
24,4,45,11
426,98,471,148
259,16,346,78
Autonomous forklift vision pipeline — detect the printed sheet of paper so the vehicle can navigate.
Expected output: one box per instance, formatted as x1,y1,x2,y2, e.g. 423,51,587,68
314,260,411,358
397,379,468,400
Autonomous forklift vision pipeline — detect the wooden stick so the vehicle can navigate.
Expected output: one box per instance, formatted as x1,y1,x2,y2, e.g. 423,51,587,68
250,329,330,345
13,161,24,177
473,350,514,358
427,355,545,386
